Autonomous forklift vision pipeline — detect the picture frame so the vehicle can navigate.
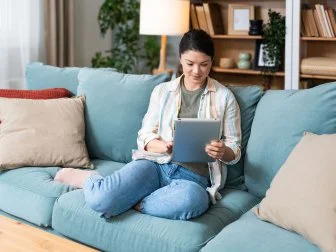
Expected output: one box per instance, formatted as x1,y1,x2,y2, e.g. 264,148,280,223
254,40,278,71
228,4,255,35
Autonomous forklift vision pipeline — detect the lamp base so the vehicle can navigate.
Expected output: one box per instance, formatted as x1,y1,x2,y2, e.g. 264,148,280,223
152,68,174,76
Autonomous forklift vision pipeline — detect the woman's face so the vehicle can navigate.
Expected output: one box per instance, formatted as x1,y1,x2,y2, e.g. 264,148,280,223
180,50,212,87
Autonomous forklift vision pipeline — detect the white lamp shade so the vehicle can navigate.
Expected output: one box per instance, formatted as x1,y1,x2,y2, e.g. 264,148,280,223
140,0,190,36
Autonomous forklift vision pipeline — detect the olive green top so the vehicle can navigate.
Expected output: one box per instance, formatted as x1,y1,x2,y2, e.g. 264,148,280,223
174,80,209,177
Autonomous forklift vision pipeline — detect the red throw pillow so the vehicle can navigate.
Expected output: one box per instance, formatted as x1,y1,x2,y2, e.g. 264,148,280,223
0,88,72,99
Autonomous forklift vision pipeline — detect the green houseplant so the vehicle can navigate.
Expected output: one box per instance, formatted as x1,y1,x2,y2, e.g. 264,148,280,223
261,9,286,74
91,0,160,73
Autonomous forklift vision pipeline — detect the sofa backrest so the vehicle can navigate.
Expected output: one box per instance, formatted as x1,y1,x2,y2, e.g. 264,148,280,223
226,86,264,190
77,68,171,163
26,63,170,163
26,62,81,95
244,82,336,198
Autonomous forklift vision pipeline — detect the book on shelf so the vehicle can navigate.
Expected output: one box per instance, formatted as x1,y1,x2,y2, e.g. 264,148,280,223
301,4,336,38
322,4,335,37
195,5,210,33
315,4,328,37
325,8,335,37
190,4,199,29
301,9,313,36
326,6,336,37
313,9,324,37
308,9,320,37
301,5,327,37
326,7,336,35
203,3,224,35
317,4,333,37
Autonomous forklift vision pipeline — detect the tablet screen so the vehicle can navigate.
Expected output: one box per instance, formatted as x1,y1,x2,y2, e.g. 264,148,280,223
172,118,220,163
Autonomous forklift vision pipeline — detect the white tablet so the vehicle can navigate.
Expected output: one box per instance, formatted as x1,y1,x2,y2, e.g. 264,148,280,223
172,118,221,163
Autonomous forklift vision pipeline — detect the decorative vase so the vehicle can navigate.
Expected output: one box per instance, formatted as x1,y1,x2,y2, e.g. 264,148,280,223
237,53,251,69
219,57,235,69
249,20,263,35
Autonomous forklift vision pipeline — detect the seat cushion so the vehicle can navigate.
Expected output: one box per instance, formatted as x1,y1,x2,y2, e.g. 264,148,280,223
226,85,264,190
0,167,71,227
201,211,319,252
52,188,258,252
244,82,336,198
0,159,124,227
77,69,171,163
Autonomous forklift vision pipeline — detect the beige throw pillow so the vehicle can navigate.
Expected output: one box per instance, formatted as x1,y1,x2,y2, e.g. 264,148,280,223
254,132,336,251
0,97,93,170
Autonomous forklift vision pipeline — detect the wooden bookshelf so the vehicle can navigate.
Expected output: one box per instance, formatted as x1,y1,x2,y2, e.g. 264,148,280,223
190,0,287,89
212,35,262,40
301,37,336,41
212,67,285,76
300,74,336,80
298,1,336,88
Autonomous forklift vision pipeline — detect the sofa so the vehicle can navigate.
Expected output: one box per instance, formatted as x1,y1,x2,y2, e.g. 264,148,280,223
0,62,335,252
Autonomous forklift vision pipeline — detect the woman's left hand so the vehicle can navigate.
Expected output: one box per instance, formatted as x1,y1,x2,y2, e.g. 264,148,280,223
205,140,226,160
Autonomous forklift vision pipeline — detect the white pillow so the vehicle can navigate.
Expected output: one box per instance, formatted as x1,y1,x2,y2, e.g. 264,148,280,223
0,97,93,170
254,132,336,251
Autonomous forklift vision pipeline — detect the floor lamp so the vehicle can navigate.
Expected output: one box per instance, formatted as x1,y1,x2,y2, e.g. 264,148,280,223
140,0,190,75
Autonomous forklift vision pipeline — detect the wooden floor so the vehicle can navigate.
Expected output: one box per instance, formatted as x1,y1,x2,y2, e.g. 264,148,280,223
0,215,98,252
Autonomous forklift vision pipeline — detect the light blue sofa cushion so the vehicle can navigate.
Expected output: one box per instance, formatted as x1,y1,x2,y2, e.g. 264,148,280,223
245,82,336,198
26,62,81,95
52,188,258,252
77,69,171,163
25,63,115,95
201,210,319,252
0,167,72,227
0,159,124,227
226,85,264,189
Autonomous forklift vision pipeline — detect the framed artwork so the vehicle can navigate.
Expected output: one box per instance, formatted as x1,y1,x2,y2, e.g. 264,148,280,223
254,40,277,70
228,4,255,35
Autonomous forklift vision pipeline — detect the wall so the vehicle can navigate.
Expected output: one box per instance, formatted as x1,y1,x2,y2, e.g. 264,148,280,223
166,36,182,74
74,0,112,67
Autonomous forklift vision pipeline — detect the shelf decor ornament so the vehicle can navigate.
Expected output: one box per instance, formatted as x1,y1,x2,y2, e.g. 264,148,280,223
228,4,255,35
249,19,263,35
237,53,251,69
259,9,286,73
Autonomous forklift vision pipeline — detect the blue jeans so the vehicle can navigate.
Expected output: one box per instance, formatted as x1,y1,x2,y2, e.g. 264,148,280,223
83,160,210,220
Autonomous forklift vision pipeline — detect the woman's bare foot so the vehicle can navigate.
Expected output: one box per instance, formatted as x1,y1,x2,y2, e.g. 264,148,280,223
133,202,142,212
54,168,99,188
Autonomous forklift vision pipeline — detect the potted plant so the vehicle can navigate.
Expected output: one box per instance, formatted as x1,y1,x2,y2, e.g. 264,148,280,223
261,9,286,74
91,0,160,73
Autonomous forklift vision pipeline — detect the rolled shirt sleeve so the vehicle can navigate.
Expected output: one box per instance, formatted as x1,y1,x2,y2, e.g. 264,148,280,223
137,85,161,150
221,91,242,165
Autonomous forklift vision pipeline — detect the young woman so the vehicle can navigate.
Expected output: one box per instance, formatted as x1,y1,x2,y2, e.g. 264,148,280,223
55,29,241,220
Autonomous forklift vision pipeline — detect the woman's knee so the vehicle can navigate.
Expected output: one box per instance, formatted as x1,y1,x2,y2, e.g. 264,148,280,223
84,181,112,212
178,181,209,219
84,177,121,215
165,180,209,220
141,180,209,220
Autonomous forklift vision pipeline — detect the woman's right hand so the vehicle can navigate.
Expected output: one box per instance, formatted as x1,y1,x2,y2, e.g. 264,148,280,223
145,138,173,154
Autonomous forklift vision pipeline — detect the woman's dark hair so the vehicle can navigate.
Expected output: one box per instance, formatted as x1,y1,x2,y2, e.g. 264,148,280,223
179,29,214,59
